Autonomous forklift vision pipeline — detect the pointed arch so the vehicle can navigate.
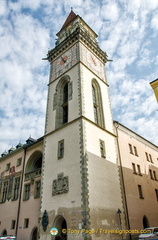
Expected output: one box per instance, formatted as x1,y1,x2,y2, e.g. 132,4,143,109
1,229,7,236
31,226,38,240
92,79,105,128
52,215,67,240
54,75,73,129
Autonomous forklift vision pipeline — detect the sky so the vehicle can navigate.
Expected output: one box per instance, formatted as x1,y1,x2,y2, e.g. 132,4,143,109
0,0,158,154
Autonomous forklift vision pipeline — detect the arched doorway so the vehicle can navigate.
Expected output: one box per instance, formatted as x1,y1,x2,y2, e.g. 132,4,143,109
143,215,150,228
31,227,38,240
52,215,67,240
1,229,7,236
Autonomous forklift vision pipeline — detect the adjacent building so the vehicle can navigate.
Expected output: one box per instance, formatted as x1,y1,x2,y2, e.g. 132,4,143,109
0,137,43,240
0,10,157,240
114,122,158,231
150,78,158,102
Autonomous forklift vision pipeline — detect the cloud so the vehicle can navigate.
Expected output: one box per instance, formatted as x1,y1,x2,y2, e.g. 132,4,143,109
0,0,158,155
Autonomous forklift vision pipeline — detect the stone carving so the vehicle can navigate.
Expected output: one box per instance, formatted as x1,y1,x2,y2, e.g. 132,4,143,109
52,173,69,196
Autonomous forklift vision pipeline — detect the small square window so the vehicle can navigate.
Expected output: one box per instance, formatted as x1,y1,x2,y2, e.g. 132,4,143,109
134,146,138,156
129,144,133,154
145,152,149,161
149,154,153,163
24,218,29,228
149,169,154,179
137,165,142,176
58,140,64,159
11,220,16,229
6,163,10,171
138,185,144,199
153,171,157,181
16,158,22,167
132,163,137,174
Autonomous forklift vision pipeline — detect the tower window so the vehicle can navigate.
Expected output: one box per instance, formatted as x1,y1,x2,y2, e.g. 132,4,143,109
24,218,29,228
58,140,64,159
92,80,104,128
100,140,106,158
54,76,72,129
92,86,98,124
62,83,68,124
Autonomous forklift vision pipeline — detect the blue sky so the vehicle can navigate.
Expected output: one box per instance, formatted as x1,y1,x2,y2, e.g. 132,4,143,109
0,0,158,154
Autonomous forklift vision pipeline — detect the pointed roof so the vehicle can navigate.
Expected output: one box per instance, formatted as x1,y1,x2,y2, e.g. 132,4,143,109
61,9,77,30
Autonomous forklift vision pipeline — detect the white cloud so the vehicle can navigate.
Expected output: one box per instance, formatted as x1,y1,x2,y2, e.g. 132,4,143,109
0,0,158,155
151,13,158,30
101,2,120,22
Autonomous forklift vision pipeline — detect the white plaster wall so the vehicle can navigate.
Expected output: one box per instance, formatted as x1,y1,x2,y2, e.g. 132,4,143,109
81,65,114,133
45,65,80,135
41,121,82,213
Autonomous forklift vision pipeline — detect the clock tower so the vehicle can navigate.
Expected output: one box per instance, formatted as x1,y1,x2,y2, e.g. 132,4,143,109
40,10,125,240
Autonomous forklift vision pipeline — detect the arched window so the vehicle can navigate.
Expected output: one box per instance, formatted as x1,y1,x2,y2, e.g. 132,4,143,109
54,75,72,129
92,85,98,124
63,83,68,124
25,151,42,182
92,79,105,128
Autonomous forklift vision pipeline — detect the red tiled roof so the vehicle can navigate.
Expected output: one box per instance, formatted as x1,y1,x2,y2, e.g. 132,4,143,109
61,10,77,29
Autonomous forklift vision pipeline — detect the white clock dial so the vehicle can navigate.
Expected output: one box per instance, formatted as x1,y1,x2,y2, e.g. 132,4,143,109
51,44,78,81
81,44,105,81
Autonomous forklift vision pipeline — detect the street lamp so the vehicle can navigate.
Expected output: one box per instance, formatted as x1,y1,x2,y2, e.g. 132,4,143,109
117,208,123,240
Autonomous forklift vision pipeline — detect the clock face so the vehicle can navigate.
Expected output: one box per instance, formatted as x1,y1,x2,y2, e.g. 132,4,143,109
81,44,105,81
51,44,78,81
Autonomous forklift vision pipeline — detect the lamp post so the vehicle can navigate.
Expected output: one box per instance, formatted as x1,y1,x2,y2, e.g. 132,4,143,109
117,208,123,240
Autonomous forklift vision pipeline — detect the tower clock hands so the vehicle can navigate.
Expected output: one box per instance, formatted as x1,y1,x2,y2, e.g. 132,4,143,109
61,56,67,63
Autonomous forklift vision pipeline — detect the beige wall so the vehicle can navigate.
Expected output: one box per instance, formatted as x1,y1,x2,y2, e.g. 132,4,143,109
115,122,158,231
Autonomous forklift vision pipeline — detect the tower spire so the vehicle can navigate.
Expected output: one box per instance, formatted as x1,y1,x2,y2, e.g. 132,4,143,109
61,9,77,30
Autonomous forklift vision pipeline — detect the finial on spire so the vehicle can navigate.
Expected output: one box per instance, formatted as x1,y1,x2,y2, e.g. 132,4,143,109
71,7,73,12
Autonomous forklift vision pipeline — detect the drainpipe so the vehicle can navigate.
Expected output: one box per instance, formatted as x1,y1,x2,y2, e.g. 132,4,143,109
115,122,131,240
15,145,27,238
